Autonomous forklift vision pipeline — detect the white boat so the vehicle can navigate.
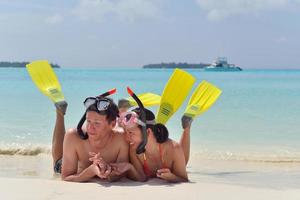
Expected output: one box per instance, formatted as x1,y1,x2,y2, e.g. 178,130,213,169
205,57,242,71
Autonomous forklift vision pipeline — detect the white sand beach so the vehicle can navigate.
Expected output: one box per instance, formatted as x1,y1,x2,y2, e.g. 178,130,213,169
1,175,300,200
1,154,300,200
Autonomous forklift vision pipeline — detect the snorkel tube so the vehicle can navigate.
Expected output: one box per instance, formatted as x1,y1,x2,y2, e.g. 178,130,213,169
77,88,117,140
97,88,116,98
127,87,148,154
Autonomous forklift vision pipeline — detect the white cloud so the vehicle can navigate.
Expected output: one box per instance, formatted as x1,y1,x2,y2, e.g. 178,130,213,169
276,36,288,43
72,0,161,22
195,0,299,21
45,14,63,24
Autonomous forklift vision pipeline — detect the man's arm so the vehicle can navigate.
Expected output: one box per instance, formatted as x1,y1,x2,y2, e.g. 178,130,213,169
61,129,96,182
106,134,129,182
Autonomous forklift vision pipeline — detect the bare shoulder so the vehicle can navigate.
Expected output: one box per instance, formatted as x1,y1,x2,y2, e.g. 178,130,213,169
165,139,182,152
112,131,127,143
64,128,81,143
167,139,181,148
111,131,129,152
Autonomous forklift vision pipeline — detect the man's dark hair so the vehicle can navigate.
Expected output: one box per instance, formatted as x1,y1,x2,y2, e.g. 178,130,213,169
77,97,119,139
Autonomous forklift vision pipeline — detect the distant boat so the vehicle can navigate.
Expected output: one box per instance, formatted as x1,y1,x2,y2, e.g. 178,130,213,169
205,57,242,71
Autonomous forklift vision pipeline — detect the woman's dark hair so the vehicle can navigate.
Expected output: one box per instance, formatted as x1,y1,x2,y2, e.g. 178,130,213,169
132,108,169,143
77,97,119,140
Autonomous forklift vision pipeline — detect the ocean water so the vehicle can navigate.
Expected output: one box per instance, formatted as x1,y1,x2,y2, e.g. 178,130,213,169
0,68,300,162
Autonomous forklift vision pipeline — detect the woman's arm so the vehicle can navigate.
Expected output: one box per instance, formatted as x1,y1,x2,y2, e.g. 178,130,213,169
157,143,188,183
127,146,147,181
180,116,193,165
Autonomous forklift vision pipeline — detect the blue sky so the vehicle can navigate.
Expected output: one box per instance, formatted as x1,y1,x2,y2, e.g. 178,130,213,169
0,0,299,69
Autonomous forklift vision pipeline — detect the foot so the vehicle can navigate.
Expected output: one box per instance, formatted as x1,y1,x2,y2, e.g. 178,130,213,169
181,115,193,129
55,101,68,115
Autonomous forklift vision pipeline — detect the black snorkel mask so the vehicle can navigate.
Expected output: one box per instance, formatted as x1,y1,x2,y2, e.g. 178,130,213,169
77,88,117,140
126,87,148,154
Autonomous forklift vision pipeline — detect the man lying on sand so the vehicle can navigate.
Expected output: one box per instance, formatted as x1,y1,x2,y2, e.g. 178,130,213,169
52,90,129,182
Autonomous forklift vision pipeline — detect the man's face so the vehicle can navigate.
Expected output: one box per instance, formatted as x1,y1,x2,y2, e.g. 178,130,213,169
86,111,114,138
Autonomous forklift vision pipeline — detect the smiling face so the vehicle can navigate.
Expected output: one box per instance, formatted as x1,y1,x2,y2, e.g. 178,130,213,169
85,111,115,139
124,124,143,148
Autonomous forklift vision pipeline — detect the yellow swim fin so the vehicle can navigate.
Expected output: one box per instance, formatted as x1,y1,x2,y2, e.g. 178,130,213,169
156,68,196,124
184,80,222,119
127,92,161,107
26,60,65,103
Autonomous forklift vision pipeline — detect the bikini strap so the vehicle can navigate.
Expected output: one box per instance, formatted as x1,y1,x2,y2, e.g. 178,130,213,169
143,153,152,177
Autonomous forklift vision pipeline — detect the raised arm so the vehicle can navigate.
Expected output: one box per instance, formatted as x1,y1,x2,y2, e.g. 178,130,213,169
180,116,193,165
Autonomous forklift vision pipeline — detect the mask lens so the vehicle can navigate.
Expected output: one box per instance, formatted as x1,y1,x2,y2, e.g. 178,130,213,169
125,113,132,122
121,112,145,127
84,97,97,108
97,100,110,111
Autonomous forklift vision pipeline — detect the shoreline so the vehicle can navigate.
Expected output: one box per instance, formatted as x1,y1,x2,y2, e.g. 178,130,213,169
2,143,300,163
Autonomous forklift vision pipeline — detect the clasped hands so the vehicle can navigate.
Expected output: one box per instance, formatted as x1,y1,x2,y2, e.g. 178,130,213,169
89,152,130,180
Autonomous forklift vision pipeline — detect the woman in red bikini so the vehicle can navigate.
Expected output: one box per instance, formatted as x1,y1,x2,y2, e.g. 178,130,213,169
115,88,189,182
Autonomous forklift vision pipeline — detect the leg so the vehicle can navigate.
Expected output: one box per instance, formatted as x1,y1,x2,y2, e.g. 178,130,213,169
180,116,193,165
52,101,68,167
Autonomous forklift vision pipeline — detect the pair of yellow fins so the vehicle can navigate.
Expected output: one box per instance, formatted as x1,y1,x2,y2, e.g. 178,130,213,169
154,68,222,124
26,61,222,124
125,69,222,124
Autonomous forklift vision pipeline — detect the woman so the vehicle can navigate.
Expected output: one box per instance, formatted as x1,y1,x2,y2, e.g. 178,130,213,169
121,108,189,182
110,87,190,182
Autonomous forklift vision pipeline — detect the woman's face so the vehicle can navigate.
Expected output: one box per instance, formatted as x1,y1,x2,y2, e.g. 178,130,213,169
125,125,143,148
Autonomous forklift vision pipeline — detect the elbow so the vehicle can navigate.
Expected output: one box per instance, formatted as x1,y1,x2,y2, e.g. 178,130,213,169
61,171,74,182
180,176,189,183
61,174,70,181
130,173,147,182
139,177,147,182
137,174,147,182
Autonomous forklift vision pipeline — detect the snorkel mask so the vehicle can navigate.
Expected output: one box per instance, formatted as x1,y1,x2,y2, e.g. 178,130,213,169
123,87,148,154
77,88,117,140
119,111,146,128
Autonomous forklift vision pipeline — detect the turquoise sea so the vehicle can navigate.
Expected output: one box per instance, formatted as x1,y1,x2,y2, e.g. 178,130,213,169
1,68,300,162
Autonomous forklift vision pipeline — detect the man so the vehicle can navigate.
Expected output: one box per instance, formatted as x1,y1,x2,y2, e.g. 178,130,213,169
52,95,129,182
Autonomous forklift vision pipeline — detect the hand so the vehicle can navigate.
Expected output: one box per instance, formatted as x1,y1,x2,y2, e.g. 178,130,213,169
181,115,193,129
106,163,131,182
89,152,101,164
89,163,104,178
156,168,176,181
89,152,112,179
110,162,132,176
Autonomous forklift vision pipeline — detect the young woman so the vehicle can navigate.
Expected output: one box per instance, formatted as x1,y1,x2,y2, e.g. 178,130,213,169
107,88,191,183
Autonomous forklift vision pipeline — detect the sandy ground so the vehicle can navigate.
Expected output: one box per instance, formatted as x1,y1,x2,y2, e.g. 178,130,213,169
1,154,300,200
